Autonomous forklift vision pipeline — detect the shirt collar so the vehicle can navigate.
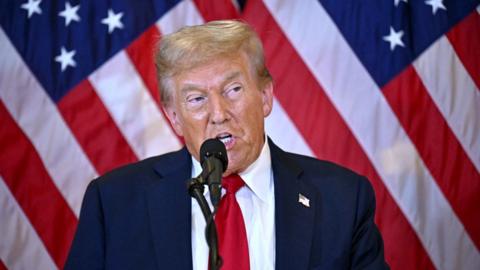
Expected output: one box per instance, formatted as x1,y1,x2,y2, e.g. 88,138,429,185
191,136,273,203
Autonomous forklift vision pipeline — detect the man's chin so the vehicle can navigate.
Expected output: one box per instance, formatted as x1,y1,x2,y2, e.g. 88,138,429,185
223,162,241,177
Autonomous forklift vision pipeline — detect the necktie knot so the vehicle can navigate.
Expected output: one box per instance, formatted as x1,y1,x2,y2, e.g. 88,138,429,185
222,174,245,194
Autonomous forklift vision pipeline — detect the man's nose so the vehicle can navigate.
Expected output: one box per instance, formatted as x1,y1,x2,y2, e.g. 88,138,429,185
209,94,230,125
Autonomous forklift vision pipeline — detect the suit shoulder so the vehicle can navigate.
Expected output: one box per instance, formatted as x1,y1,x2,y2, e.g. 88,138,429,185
285,151,364,180
94,147,187,187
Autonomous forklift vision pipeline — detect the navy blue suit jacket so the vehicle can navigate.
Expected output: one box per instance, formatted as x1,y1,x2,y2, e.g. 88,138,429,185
65,140,389,269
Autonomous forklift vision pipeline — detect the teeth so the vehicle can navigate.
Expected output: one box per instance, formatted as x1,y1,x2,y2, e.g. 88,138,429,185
217,134,233,144
216,134,231,139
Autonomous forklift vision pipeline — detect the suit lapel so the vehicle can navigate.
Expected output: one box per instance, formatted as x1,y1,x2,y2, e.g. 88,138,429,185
270,140,317,270
146,147,193,269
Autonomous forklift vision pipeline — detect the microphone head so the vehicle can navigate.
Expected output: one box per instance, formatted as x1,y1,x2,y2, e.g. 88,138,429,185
200,138,228,172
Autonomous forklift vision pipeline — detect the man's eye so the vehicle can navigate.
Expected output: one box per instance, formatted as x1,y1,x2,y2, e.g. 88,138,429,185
231,86,242,92
225,86,242,98
187,96,205,103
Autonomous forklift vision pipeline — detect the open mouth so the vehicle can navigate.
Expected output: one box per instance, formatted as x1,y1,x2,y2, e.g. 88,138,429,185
216,133,233,145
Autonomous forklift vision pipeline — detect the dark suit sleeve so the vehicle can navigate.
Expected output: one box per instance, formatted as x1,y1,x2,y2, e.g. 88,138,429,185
350,177,389,270
64,179,105,270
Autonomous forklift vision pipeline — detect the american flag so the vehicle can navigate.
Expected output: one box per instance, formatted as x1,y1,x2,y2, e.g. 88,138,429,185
0,0,479,269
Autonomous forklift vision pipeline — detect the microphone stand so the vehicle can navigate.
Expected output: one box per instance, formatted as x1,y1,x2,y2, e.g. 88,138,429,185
188,172,222,270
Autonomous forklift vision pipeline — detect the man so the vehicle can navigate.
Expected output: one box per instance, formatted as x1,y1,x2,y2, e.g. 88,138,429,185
66,20,389,269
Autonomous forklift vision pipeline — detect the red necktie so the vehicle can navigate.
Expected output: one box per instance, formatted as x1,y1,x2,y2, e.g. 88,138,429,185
215,174,250,270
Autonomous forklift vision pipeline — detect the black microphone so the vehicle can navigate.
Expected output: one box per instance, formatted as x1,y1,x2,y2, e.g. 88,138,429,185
200,138,228,207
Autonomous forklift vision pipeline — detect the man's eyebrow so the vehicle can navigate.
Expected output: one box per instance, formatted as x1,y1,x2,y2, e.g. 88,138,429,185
180,71,243,93
223,71,241,83
180,84,202,94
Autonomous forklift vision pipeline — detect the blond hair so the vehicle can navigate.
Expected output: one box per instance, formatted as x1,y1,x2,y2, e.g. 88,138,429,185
155,20,271,106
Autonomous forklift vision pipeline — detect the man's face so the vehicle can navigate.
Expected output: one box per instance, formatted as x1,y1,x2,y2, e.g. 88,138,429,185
165,53,273,176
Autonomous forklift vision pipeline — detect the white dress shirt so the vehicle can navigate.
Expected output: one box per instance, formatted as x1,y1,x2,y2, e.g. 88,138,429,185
191,139,275,270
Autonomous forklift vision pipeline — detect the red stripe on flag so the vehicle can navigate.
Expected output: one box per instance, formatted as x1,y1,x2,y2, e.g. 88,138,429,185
447,10,480,90
382,66,480,249
58,80,138,175
193,0,240,21
125,25,162,105
242,1,436,269
0,102,77,269
125,25,184,144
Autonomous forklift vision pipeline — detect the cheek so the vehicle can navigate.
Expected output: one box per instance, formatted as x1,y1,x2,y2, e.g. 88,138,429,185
190,110,208,121
180,105,209,125
239,110,265,140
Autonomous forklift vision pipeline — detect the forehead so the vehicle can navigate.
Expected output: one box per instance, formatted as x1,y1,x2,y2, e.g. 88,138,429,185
174,54,254,92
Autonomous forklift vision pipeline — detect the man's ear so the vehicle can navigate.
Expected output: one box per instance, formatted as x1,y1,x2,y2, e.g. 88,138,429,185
261,80,274,117
163,104,184,137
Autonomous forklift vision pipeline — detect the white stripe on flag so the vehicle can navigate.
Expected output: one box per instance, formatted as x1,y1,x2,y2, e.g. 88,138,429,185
266,98,314,157
0,28,97,216
414,36,480,171
156,0,204,35
89,51,181,160
263,0,480,269
0,177,56,270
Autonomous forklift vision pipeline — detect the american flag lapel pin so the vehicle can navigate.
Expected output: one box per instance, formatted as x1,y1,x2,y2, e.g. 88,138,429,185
298,193,310,207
